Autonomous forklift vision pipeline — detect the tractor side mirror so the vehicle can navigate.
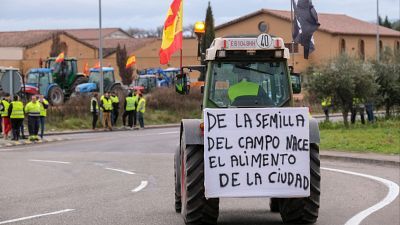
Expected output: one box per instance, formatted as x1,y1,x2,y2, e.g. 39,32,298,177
175,73,188,95
290,74,301,94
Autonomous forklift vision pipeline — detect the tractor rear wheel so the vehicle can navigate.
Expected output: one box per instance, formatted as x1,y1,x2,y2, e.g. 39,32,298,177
48,86,64,106
174,146,182,213
269,198,280,213
181,144,219,225
279,143,320,224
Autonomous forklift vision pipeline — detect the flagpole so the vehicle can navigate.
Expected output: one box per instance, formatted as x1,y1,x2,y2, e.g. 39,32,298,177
290,0,295,70
99,0,104,97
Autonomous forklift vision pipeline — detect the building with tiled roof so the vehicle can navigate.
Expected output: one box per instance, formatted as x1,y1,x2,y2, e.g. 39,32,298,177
0,28,153,79
131,8,400,81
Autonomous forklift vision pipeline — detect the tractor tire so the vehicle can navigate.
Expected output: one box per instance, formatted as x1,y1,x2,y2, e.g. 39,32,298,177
48,86,64,106
279,143,320,224
269,198,280,213
71,76,89,93
174,146,182,213
181,144,219,225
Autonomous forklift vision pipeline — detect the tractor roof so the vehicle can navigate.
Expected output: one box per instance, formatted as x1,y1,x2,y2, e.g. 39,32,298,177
0,67,19,72
28,68,52,73
90,67,114,72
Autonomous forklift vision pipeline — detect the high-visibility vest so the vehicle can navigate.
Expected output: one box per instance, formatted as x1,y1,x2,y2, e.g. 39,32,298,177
10,101,24,119
0,100,10,117
90,97,99,112
101,97,113,111
138,98,146,113
25,101,41,117
321,97,332,107
125,96,135,111
39,99,49,117
110,96,119,104
228,81,259,102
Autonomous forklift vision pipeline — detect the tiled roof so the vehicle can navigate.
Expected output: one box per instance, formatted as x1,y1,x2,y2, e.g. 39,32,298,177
216,9,400,37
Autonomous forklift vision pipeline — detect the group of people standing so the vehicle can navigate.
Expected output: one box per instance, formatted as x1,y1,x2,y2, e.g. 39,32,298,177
0,94,48,141
90,91,146,131
321,97,375,124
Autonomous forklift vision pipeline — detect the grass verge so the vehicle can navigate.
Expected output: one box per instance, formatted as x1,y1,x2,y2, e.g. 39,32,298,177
319,118,400,154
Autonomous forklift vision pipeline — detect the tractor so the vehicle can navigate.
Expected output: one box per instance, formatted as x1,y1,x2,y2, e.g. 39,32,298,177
45,57,88,98
129,74,157,94
174,34,320,224
24,68,64,105
74,67,124,98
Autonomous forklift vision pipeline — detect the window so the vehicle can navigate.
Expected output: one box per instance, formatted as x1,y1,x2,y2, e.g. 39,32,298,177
208,61,290,108
339,39,346,54
379,40,383,52
359,39,365,60
395,41,400,51
285,43,299,53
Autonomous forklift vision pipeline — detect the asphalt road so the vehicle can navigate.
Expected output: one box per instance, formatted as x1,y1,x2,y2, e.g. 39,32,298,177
0,128,399,225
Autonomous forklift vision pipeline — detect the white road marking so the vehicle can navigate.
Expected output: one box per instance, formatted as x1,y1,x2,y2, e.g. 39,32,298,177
0,209,75,224
158,131,179,135
132,181,148,192
105,167,135,175
29,159,71,164
322,167,400,225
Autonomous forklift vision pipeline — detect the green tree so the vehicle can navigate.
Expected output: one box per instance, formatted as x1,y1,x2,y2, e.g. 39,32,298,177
382,16,392,29
116,44,133,85
307,54,377,127
373,48,400,117
199,1,215,81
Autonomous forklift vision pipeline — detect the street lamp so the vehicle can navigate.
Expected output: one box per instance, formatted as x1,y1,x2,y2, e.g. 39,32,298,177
194,21,206,60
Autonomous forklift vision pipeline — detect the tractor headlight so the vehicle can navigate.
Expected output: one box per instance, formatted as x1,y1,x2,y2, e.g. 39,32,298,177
275,50,283,58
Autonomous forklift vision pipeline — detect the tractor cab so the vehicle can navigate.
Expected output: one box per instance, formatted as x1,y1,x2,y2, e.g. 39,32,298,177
75,67,115,93
25,68,64,105
129,74,157,94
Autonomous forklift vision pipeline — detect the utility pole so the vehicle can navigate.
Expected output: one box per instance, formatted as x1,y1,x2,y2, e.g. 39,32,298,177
98,0,104,97
376,0,380,62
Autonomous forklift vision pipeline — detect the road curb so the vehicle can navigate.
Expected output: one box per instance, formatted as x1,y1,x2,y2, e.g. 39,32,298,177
0,137,71,148
320,153,399,167
45,124,181,136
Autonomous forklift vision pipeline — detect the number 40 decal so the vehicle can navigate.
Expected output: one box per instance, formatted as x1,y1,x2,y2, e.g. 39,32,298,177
256,33,272,49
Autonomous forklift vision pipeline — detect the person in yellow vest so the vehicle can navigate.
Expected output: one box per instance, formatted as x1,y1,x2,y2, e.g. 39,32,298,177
8,96,24,141
0,94,11,140
110,92,120,126
25,95,41,141
122,92,136,129
91,93,100,130
351,97,365,124
38,95,49,139
137,93,146,129
100,92,113,131
321,97,332,122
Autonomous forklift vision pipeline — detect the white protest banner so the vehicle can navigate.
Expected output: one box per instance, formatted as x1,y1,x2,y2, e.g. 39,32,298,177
204,108,310,198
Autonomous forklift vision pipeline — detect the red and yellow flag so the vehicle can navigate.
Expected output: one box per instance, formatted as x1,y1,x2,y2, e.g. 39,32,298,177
55,52,65,63
159,0,183,65
83,62,89,76
93,61,100,69
126,55,136,69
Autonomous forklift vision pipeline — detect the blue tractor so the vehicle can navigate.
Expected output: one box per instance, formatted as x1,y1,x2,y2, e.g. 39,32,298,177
138,67,172,88
25,68,64,105
74,67,124,97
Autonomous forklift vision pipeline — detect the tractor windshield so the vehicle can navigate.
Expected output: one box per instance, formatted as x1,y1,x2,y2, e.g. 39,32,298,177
208,61,290,108
27,73,39,84
89,71,114,84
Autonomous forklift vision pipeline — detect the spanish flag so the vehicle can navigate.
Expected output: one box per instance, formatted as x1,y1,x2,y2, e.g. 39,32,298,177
55,52,65,63
83,62,89,76
93,61,100,69
126,55,136,69
159,0,183,65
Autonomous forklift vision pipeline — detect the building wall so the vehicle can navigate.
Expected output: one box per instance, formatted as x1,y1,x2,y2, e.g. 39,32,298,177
0,47,24,60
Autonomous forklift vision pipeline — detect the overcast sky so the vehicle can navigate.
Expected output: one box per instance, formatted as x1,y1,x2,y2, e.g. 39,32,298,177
0,0,399,31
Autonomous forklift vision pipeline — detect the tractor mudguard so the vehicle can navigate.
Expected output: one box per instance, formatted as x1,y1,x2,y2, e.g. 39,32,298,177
309,117,320,144
45,84,58,98
180,119,204,148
